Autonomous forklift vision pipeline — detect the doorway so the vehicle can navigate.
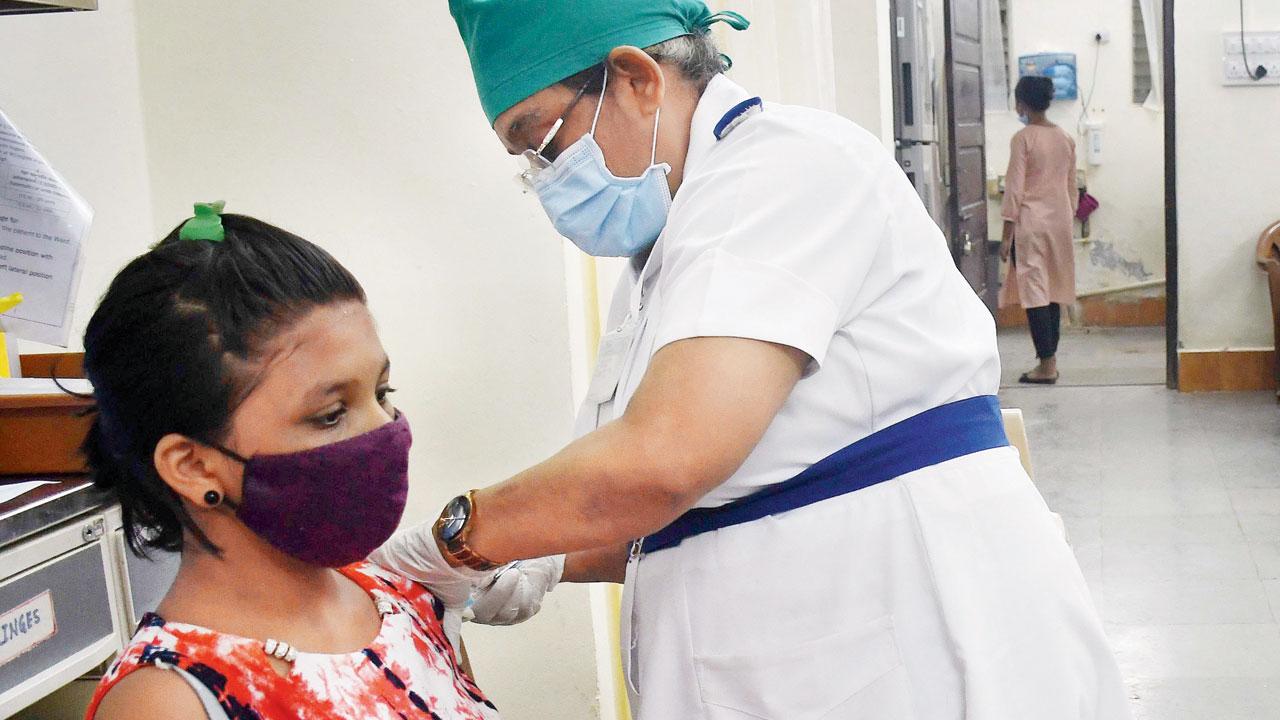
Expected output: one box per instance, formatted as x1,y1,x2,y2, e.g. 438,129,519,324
895,0,1176,388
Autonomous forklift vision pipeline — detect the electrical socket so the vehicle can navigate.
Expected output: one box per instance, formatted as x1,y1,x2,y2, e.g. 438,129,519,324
1222,31,1280,86
1223,59,1277,84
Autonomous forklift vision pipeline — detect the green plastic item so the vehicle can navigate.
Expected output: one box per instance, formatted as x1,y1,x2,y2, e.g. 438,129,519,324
178,201,227,242
449,0,750,126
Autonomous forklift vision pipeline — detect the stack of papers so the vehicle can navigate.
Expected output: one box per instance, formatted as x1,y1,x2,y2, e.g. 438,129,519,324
0,479,60,505
0,109,94,347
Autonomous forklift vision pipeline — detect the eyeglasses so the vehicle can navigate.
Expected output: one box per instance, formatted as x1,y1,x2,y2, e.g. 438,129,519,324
515,76,596,192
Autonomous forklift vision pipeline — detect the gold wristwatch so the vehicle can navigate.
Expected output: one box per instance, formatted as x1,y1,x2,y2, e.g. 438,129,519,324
434,490,501,571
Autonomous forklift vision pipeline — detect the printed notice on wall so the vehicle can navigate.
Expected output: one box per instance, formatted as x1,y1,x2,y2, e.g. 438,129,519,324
0,590,58,668
0,109,93,347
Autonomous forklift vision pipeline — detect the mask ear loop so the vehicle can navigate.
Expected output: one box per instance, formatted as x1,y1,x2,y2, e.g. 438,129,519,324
589,65,609,136
651,107,661,165
207,441,251,466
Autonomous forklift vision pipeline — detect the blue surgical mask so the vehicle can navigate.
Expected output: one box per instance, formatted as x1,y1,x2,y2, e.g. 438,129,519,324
1018,114,1031,126
531,68,672,258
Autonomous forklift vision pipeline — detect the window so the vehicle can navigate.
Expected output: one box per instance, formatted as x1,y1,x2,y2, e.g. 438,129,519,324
999,0,1012,72
983,0,1013,109
1133,0,1153,103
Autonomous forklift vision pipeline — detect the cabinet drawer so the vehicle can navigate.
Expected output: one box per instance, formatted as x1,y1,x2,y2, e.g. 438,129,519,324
0,522,118,713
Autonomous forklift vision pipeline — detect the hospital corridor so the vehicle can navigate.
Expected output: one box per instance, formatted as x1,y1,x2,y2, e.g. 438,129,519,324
2,1,1279,719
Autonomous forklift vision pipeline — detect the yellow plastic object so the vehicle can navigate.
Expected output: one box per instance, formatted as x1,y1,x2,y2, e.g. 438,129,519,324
0,293,21,378
0,293,22,315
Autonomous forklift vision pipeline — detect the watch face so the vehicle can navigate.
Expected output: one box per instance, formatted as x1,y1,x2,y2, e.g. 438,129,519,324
438,495,471,542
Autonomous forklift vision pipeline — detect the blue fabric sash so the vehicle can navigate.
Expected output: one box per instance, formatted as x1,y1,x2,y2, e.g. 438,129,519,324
641,395,1010,554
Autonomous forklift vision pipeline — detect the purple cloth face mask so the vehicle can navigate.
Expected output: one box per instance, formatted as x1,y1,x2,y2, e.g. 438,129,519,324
216,412,411,567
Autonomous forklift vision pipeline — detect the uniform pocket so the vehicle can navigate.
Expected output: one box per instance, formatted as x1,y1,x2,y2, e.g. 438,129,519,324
694,614,915,720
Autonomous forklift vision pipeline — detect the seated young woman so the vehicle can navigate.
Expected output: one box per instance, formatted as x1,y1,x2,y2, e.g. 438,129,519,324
84,207,521,720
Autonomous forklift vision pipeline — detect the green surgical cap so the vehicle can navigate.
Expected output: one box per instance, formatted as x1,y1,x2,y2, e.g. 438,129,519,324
449,0,749,125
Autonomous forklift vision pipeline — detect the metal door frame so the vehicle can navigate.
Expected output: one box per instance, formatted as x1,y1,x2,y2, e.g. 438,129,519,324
942,0,994,306
1164,0,1179,389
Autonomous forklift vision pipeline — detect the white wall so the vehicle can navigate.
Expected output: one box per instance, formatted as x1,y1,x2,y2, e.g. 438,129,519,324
987,0,1166,296
0,1,156,354
1176,1,1280,351
713,0,895,142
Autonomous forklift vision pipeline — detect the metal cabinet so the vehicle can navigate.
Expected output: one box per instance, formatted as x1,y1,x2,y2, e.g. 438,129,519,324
0,514,121,719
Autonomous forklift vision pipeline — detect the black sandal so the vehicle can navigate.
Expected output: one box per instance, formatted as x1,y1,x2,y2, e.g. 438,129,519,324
1019,372,1059,385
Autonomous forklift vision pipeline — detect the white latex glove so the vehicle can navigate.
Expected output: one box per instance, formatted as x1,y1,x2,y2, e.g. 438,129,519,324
368,520,488,610
466,555,565,626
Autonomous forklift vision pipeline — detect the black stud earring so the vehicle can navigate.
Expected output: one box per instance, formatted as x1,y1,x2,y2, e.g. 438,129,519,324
203,490,222,507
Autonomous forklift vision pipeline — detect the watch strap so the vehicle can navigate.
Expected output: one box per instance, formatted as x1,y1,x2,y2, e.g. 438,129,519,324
436,491,501,572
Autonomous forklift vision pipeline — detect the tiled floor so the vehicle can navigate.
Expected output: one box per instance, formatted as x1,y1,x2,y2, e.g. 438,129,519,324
1001,385,1280,719
999,326,1166,387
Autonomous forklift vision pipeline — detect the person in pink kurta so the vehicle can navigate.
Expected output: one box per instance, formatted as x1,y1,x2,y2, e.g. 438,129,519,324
999,75,1078,384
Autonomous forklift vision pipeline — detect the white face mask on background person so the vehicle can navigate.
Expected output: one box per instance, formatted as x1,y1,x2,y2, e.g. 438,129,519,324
516,66,673,258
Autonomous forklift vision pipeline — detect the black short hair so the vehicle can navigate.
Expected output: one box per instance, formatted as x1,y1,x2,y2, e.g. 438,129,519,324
81,214,365,557
1015,76,1056,112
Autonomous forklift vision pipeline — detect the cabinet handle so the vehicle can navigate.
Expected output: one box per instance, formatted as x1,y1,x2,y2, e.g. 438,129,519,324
82,517,105,543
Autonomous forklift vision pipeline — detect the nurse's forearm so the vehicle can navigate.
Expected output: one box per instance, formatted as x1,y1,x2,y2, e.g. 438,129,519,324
468,415,698,560
562,544,628,584
466,336,809,563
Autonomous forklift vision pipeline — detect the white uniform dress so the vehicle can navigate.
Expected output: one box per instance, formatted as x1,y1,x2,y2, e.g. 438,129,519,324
575,75,1130,720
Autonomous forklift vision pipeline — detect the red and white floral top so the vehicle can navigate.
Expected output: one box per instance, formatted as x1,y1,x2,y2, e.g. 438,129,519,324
86,563,500,720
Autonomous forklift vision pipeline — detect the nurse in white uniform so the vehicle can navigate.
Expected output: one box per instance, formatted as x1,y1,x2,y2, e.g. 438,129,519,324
374,1,1132,718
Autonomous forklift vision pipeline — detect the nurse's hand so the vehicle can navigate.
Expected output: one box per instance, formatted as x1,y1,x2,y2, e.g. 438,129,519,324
467,555,565,626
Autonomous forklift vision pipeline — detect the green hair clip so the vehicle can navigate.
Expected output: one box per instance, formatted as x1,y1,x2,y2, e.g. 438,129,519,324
178,201,227,242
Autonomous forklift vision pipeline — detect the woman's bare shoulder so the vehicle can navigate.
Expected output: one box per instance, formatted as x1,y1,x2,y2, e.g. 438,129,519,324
92,666,207,720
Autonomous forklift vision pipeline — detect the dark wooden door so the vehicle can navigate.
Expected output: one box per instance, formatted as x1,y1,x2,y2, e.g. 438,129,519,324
944,0,992,307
